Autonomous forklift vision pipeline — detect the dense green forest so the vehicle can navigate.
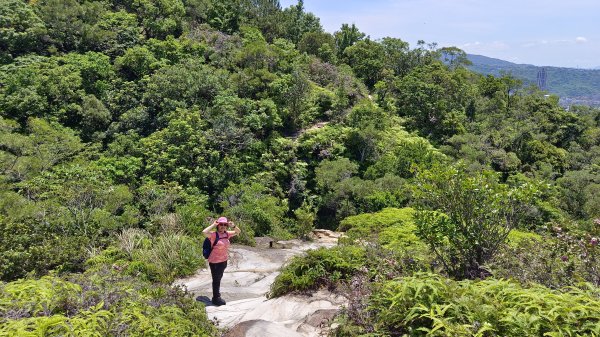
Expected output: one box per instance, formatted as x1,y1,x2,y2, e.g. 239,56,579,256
1,0,599,335
467,54,600,107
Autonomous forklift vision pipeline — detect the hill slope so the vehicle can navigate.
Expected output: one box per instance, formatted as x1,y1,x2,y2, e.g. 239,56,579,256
467,54,600,107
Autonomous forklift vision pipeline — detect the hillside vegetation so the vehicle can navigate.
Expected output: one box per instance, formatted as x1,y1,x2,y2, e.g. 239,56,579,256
1,0,600,335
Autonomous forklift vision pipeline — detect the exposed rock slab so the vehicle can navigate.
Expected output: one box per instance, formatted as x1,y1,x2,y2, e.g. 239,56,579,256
223,320,304,337
175,230,345,336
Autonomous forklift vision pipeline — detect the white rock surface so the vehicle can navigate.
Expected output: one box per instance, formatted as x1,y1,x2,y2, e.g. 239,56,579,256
175,230,345,336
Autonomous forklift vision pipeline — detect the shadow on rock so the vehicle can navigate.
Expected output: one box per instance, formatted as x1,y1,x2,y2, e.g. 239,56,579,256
196,295,215,306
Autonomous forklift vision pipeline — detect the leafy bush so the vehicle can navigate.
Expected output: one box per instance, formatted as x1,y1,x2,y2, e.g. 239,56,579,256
293,203,316,240
339,207,428,256
378,224,428,254
0,270,217,336
506,229,542,246
338,207,415,233
490,227,600,288
0,276,81,317
0,217,87,281
313,160,412,228
413,164,542,279
219,177,287,241
269,245,367,298
342,272,600,337
0,159,141,281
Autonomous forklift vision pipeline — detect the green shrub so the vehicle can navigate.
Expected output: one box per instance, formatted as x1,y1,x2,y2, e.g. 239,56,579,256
293,203,316,240
0,270,217,337
338,207,415,236
490,228,600,288
363,272,600,337
269,246,367,298
174,198,211,237
338,207,428,255
413,164,542,279
219,178,287,239
85,246,130,267
378,222,427,253
125,260,161,281
0,217,90,282
0,310,112,336
0,276,81,317
506,229,542,247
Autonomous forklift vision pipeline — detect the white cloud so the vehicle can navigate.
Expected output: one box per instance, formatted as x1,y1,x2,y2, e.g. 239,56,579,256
460,41,510,52
521,39,580,48
461,41,482,47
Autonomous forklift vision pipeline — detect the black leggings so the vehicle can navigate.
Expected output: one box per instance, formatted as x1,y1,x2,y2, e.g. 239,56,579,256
209,261,227,298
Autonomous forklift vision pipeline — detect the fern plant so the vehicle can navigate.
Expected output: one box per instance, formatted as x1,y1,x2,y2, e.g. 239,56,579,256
363,272,600,337
0,270,218,337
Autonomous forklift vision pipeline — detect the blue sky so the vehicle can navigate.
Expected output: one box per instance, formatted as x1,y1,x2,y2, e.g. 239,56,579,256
280,0,600,69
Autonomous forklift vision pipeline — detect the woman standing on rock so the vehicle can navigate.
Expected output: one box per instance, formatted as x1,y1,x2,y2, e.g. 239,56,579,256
202,216,241,306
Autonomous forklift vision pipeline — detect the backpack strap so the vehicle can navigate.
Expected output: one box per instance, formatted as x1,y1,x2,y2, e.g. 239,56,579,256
212,232,220,249
212,231,229,248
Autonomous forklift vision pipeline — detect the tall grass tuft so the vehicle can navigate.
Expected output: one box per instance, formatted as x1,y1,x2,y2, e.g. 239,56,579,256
135,233,204,283
116,228,150,257
86,232,204,284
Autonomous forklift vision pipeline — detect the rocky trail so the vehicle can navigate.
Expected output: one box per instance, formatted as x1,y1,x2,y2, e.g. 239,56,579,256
175,230,346,337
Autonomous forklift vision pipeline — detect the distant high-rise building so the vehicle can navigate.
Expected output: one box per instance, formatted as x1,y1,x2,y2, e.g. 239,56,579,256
537,68,547,90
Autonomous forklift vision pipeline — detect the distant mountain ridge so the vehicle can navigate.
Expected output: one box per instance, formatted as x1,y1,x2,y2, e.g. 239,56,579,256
466,54,600,107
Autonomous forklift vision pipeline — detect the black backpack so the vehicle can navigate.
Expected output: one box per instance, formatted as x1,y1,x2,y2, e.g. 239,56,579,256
202,232,220,259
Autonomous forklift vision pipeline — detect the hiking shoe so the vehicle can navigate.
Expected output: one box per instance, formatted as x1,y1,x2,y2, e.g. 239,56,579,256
211,297,226,306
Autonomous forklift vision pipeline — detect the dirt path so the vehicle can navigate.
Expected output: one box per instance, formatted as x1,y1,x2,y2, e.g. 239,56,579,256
175,230,345,337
